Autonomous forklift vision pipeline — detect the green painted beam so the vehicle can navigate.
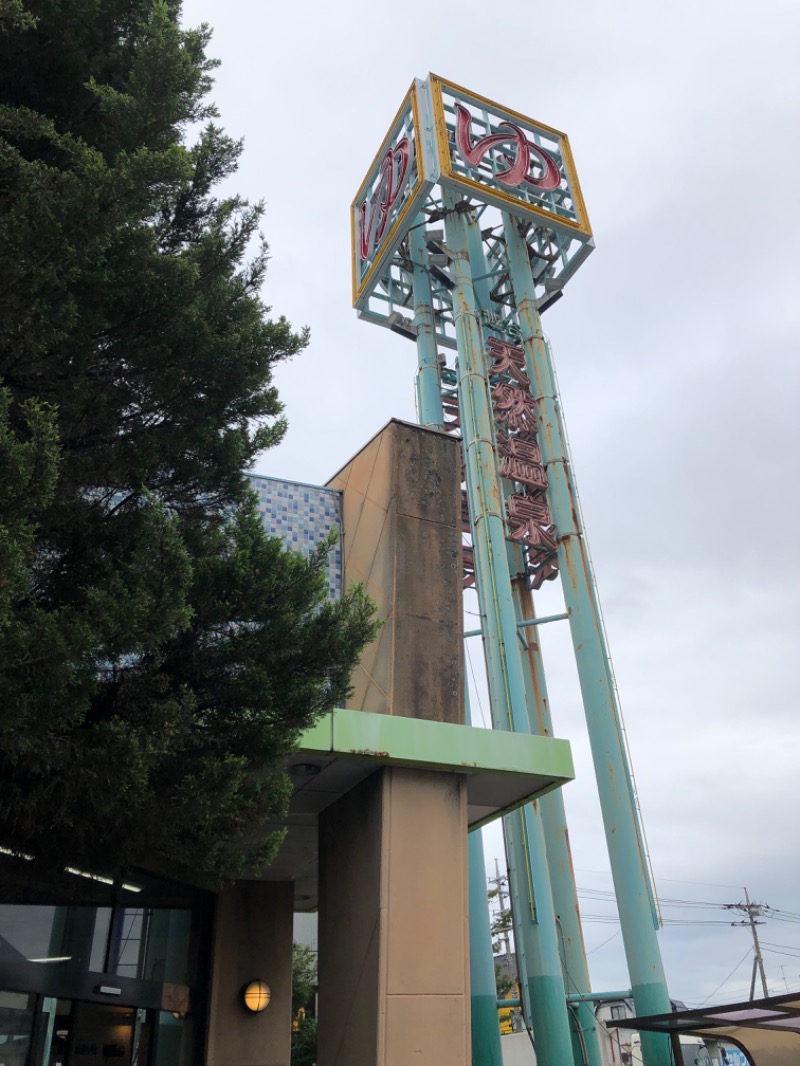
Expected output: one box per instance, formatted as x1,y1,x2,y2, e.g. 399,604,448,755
297,708,574,828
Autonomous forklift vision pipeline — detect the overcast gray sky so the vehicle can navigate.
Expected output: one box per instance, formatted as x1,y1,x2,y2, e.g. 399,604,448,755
182,0,800,1007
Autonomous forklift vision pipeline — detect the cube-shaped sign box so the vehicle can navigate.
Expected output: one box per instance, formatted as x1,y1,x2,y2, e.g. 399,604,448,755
430,75,592,242
351,76,593,329
351,81,435,309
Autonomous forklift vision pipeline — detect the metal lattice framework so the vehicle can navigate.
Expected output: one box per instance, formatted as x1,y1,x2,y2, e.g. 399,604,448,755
352,75,594,350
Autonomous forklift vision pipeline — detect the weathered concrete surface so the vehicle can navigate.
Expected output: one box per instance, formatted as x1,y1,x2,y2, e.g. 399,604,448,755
206,881,293,1066
317,766,470,1066
327,420,462,723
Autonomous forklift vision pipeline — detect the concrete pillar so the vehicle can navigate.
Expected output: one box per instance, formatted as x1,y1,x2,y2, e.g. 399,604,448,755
317,767,470,1066
205,881,294,1066
327,419,463,723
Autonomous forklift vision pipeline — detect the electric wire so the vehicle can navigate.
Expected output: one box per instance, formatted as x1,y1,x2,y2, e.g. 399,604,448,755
696,947,753,1007
576,886,800,922
586,928,621,955
762,942,800,953
465,641,489,729
761,947,800,959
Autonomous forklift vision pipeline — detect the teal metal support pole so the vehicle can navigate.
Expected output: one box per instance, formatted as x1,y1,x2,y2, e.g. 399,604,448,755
444,189,576,1066
464,681,504,1066
568,991,632,1003
517,612,570,629
468,829,504,1066
409,221,445,430
410,220,502,1066
513,578,602,1066
503,211,673,1066
464,206,598,1066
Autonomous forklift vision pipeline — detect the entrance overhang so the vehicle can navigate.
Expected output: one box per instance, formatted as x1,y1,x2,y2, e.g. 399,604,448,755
264,708,574,909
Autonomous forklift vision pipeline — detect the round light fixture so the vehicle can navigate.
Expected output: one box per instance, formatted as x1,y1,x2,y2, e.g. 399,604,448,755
242,980,271,1013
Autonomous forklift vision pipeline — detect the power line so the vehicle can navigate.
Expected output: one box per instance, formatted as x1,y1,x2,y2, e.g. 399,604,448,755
586,929,621,955
696,946,754,1007
574,870,747,892
761,941,800,954
761,947,800,960
660,920,734,927
577,886,728,910
764,911,800,924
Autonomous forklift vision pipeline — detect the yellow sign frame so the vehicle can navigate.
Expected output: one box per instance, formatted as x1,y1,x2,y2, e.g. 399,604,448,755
429,74,592,240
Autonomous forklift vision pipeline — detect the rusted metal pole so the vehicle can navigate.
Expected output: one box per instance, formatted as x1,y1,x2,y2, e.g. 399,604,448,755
503,211,672,1066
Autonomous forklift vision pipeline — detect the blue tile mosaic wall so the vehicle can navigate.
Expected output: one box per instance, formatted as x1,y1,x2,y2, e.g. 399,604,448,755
248,475,343,600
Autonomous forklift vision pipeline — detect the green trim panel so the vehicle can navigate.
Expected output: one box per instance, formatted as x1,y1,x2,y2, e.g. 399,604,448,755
298,708,574,828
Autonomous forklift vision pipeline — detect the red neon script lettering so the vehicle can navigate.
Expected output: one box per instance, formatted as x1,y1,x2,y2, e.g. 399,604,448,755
454,104,561,192
359,139,411,261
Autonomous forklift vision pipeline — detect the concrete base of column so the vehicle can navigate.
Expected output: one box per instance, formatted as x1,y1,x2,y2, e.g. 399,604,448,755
318,766,470,1066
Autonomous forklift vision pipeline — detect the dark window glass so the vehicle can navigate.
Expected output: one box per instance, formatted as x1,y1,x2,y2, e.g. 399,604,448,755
0,990,35,1065
89,908,112,972
111,908,146,978
69,1002,135,1063
0,904,57,961
142,910,191,985
154,1010,195,1066
107,908,192,984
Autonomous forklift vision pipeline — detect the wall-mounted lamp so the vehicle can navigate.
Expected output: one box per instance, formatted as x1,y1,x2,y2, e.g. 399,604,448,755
242,981,271,1013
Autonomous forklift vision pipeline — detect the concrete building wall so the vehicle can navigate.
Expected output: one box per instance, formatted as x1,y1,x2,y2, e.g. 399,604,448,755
206,421,470,1065
317,772,384,1065
205,881,294,1066
327,420,463,723
317,766,470,1066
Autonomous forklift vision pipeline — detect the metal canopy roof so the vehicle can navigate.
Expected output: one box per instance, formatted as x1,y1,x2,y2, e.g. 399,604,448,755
611,991,800,1066
258,708,575,910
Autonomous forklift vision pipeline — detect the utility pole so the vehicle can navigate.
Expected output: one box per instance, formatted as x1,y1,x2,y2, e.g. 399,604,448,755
724,887,769,1000
488,859,512,961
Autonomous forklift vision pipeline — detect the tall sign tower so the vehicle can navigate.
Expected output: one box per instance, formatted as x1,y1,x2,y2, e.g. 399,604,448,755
352,76,672,1066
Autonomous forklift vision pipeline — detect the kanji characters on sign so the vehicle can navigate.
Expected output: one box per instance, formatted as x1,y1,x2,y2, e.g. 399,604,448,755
439,331,560,591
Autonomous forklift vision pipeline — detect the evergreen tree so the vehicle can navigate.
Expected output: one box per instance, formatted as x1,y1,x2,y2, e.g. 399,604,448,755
0,0,378,883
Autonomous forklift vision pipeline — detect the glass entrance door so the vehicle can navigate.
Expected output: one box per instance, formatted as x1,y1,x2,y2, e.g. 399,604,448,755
42,1002,151,1066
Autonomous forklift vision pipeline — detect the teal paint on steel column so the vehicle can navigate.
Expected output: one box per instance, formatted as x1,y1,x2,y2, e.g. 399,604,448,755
442,190,519,735
468,829,504,1066
443,189,576,1066
464,207,597,1066
464,209,492,312
408,210,503,1065
502,802,584,1066
465,683,504,1066
409,221,445,429
513,580,603,1066
412,227,499,1066
502,211,672,1066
